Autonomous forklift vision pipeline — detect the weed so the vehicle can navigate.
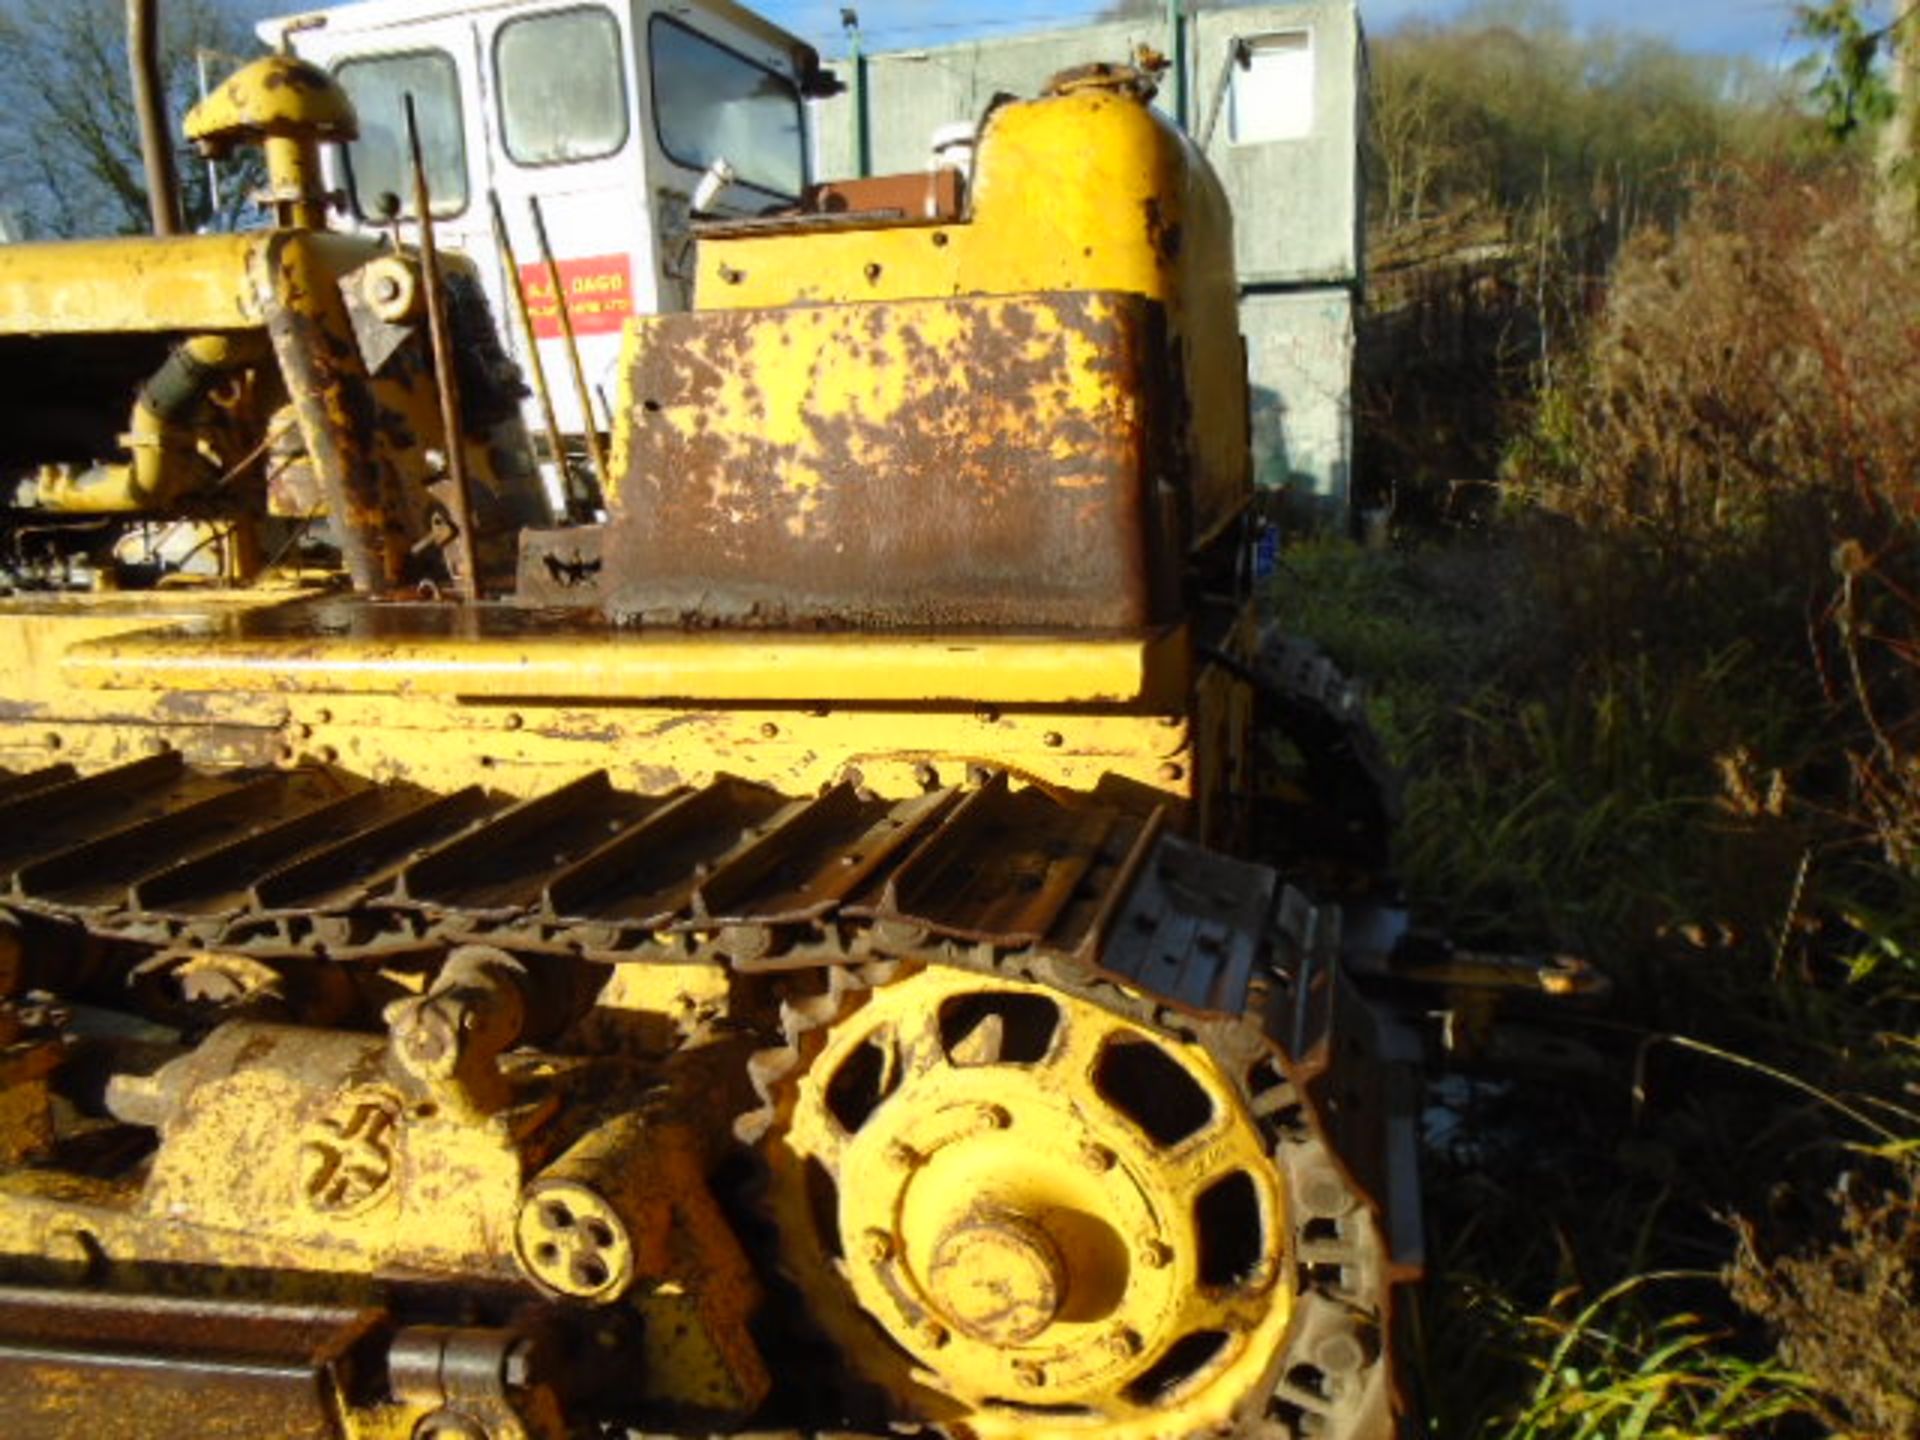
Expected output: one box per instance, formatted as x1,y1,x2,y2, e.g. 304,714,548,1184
1502,1274,1821,1439
1731,1190,1920,1438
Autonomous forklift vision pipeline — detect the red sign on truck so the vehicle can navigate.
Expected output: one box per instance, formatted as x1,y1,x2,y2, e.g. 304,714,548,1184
518,254,633,338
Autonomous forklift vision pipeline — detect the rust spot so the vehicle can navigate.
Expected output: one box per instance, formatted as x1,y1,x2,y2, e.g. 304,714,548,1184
1141,197,1182,265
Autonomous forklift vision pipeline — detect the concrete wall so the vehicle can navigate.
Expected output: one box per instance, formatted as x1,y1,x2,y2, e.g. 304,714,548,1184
814,19,1166,180
1192,3,1364,288
1245,289,1353,506
812,2,1364,511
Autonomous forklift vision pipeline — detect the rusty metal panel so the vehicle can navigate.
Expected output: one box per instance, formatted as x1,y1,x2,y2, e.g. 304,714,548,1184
516,523,606,606
0,1284,380,1439
803,167,963,221
600,290,1173,630
694,170,966,240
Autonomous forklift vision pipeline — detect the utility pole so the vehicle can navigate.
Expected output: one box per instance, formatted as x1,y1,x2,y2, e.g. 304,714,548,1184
127,0,182,236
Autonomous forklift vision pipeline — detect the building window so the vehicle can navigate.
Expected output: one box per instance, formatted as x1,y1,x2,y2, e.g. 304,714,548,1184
497,7,629,166
1229,30,1315,144
336,50,468,218
647,16,803,199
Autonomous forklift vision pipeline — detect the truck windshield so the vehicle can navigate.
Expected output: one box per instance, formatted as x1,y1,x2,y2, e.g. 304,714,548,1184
497,7,629,166
648,17,803,199
336,50,468,218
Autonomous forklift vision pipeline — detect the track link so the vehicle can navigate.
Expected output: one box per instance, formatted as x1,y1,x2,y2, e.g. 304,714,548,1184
0,754,1419,1438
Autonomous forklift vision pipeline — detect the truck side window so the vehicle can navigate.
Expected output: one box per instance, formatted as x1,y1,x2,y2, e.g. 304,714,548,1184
497,7,629,166
336,50,469,218
647,17,802,200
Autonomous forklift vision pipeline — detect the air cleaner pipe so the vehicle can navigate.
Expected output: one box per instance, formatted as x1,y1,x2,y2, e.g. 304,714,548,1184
406,93,480,598
489,190,587,522
128,0,183,235
528,194,610,496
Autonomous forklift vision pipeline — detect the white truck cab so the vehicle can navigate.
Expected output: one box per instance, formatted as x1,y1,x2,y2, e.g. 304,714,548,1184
262,0,828,445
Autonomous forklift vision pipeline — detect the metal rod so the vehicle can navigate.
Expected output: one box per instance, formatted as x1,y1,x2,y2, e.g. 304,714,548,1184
1167,0,1188,131
405,94,480,598
1198,38,1249,153
128,0,183,236
527,194,610,495
489,190,584,523
195,50,224,220
842,9,870,178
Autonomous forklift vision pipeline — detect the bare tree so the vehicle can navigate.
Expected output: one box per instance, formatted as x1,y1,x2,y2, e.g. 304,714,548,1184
0,0,263,238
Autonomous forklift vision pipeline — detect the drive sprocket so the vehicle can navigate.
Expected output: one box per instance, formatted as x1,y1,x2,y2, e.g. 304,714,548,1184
749,960,1313,1440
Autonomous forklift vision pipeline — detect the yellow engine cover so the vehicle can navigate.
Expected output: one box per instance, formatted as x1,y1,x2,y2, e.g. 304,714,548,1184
695,71,1251,553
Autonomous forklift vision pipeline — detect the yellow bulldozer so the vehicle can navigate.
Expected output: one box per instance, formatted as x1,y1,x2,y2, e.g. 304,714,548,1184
0,13,1421,1439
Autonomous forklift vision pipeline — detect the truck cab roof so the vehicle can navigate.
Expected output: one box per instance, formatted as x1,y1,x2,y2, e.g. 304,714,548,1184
257,0,816,73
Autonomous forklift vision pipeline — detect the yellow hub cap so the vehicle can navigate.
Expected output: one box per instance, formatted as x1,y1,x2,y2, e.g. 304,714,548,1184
763,964,1296,1439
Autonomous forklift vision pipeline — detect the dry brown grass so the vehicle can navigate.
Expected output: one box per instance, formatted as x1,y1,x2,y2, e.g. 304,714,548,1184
1510,171,1920,878
1511,170,1920,541
1732,1189,1920,1438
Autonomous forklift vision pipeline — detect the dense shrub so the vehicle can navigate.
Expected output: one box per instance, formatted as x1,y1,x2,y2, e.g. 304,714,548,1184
1507,174,1920,875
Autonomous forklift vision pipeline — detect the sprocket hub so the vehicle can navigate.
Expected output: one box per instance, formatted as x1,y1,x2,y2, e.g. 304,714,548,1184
757,962,1298,1439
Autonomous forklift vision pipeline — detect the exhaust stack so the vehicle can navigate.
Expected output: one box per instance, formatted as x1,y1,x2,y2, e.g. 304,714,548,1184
128,0,183,236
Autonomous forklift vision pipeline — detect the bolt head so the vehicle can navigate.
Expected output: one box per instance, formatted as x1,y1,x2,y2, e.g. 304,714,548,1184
1137,1238,1172,1270
861,1228,894,1264
1081,1142,1117,1173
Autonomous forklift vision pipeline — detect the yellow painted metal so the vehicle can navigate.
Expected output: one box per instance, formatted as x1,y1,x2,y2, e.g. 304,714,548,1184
184,55,359,153
32,332,273,514
63,612,1188,707
0,595,1200,804
763,963,1292,1439
241,229,543,589
0,54,1293,1440
697,78,1249,545
0,234,264,333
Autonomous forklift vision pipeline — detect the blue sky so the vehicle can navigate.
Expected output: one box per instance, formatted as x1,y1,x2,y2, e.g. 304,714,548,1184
757,1,1814,65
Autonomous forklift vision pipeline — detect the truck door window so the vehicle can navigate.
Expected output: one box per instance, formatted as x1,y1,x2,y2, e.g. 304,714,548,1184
647,17,802,199
336,50,468,218
497,7,629,166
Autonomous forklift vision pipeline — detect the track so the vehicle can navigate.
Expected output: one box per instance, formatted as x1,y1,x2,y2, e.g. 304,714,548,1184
0,752,1417,1438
